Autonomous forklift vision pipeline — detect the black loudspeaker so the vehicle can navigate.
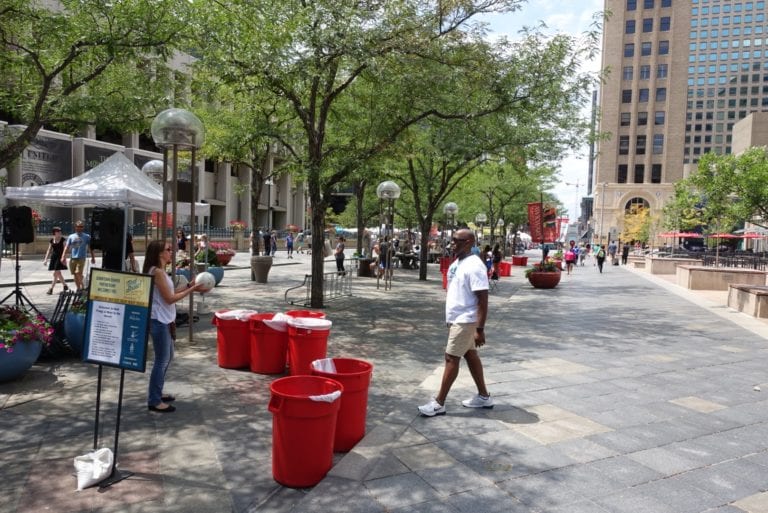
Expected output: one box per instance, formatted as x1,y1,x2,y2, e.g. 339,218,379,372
91,208,124,252
2,206,35,244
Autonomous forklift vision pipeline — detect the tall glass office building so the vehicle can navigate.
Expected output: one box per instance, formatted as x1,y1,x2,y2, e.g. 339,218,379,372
593,0,768,241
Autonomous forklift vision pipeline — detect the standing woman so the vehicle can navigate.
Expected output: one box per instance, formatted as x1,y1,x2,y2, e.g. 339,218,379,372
335,236,346,275
176,228,187,252
43,227,69,294
143,240,201,413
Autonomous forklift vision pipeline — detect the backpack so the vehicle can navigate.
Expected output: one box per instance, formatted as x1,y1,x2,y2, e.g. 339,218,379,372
597,249,606,258
565,250,575,261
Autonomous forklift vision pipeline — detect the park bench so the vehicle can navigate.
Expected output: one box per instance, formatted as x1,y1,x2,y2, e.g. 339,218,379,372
284,270,352,306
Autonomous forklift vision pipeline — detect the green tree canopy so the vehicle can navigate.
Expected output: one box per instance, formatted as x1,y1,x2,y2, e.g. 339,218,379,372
0,0,190,169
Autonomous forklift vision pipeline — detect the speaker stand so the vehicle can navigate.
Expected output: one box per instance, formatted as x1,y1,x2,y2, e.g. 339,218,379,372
0,243,42,317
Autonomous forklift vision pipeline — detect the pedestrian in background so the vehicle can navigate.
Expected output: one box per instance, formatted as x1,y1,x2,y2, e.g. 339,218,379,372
286,232,294,259
596,245,606,273
143,240,203,413
262,230,271,256
335,236,346,275
622,242,631,265
418,228,492,417
43,226,68,295
61,220,96,292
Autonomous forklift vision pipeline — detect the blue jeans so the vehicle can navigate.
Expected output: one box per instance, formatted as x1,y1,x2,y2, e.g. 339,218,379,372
147,319,174,406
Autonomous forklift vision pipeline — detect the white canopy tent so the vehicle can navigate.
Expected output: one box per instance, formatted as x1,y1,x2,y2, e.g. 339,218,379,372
4,152,210,216
5,152,210,271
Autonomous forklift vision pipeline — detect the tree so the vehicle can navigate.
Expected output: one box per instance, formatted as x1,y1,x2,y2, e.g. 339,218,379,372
191,0,536,307
620,205,652,244
0,0,190,170
195,83,301,255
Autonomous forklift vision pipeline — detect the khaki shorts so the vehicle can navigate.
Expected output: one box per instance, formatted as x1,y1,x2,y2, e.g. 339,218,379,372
445,322,478,357
69,258,86,275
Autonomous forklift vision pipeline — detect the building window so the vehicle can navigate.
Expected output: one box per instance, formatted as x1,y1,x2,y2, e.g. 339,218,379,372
623,66,634,80
626,20,636,34
653,134,664,154
644,0,654,8
659,40,670,54
628,0,638,10
651,164,662,183
621,112,632,126
642,42,652,56
622,89,632,103
655,111,665,125
636,135,647,155
661,0,671,6
660,16,671,31
618,165,628,183
640,65,651,79
643,18,653,32
619,136,630,155
638,111,649,125
639,88,650,102
657,64,668,78
625,43,635,57
635,164,645,183
656,87,667,101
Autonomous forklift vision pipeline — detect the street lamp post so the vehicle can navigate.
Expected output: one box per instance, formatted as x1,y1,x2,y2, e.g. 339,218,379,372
497,218,505,252
264,177,274,231
443,202,458,256
377,180,401,290
598,182,607,247
151,108,205,339
475,213,487,247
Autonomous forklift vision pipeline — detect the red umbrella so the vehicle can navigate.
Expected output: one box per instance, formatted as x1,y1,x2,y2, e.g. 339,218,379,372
286,224,300,232
707,233,740,239
659,231,702,238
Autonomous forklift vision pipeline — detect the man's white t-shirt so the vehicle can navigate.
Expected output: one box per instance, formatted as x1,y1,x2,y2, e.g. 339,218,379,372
445,254,489,324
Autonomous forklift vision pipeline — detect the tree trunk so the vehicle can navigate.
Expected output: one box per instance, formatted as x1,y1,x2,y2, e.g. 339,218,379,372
418,216,433,281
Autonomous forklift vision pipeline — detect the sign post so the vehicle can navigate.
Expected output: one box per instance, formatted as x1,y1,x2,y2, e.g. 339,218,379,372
82,268,154,489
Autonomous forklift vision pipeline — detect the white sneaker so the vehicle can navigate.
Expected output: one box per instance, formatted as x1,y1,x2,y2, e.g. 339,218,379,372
418,398,446,417
462,394,494,409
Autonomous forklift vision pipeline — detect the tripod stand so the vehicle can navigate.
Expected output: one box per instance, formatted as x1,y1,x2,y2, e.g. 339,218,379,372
0,242,42,316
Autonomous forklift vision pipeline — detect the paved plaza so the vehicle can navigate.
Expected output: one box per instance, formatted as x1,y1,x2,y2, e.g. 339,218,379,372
3,248,768,513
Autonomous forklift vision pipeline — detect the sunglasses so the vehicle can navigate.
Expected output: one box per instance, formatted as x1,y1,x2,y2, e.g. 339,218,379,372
164,247,172,252
452,238,470,243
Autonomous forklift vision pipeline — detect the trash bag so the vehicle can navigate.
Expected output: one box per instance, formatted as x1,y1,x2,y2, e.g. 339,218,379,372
74,448,113,491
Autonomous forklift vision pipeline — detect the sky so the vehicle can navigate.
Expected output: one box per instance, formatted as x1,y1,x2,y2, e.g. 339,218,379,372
480,0,604,222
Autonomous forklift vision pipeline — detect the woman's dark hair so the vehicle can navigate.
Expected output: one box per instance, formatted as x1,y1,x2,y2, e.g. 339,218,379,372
143,240,166,274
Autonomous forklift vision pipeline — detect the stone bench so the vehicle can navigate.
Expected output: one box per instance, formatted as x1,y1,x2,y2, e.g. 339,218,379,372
646,257,700,275
727,284,768,318
676,265,767,291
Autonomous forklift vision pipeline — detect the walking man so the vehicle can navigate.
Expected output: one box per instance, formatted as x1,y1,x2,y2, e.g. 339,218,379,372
418,228,493,417
61,220,96,291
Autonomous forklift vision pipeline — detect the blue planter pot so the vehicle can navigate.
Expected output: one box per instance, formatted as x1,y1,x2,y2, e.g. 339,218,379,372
176,268,191,281
64,312,86,355
208,266,224,286
0,340,43,382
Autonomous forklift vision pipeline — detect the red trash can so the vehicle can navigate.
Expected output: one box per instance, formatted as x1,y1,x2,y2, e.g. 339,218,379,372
212,310,253,369
439,256,451,273
442,270,448,290
268,376,343,487
498,261,512,277
287,317,332,375
511,255,528,266
286,310,326,320
311,358,373,452
249,313,289,374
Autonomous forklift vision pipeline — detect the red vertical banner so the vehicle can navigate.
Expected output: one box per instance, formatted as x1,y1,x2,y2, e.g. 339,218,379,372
527,202,543,242
542,205,558,243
